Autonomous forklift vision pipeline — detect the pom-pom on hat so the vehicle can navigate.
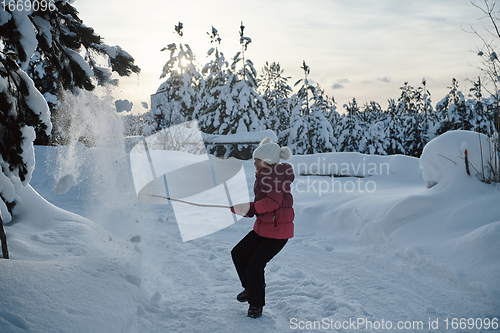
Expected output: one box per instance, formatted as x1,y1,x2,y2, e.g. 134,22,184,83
253,138,292,165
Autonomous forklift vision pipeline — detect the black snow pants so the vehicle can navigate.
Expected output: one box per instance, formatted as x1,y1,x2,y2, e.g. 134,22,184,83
231,230,288,307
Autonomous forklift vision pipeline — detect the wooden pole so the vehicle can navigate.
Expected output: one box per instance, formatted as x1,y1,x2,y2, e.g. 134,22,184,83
145,194,231,209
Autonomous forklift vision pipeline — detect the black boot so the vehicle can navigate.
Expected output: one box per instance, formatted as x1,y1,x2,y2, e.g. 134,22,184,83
247,305,263,318
237,289,248,302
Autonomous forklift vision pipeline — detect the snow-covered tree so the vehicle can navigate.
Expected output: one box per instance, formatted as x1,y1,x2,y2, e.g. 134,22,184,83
468,77,495,136
382,99,405,155
335,98,366,153
362,102,386,154
287,97,310,154
194,26,230,134
2,0,140,146
0,1,139,225
0,53,51,222
237,21,252,84
365,120,387,155
195,25,267,157
151,23,201,129
287,61,313,154
26,49,59,144
397,82,429,157
308,85,336,153
258,61,292,137
213,72,267,136
358,101,382,124
435,79,473,137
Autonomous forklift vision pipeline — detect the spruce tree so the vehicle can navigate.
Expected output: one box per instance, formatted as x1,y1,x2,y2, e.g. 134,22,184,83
6,1,140,144
0,53,51,222
0,1,140,225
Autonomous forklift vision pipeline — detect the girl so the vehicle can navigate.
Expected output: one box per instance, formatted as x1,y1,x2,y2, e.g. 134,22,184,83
231,138,294,318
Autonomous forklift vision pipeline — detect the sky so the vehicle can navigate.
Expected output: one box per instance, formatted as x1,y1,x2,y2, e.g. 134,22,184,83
77,0,487,114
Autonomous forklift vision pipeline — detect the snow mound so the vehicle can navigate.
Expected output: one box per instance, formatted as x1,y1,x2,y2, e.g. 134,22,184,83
12,185,123,260
420,130,497,188
1,185,142,332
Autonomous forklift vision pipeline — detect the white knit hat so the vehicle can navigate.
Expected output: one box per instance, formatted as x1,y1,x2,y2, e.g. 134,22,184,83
253,138,292,164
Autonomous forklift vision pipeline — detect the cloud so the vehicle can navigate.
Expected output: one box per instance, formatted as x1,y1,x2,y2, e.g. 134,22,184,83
361,77,392,84
377,77,391,83
332,78,349,90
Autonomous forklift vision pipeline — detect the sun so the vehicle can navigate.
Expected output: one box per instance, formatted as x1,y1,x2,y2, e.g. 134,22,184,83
175,57,192,73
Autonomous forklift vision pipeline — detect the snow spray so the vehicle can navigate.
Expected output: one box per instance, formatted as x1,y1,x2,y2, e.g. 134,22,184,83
51,89,137,221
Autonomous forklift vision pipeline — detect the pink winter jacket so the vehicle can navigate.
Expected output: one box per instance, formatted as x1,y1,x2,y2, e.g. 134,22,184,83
246,163,295,239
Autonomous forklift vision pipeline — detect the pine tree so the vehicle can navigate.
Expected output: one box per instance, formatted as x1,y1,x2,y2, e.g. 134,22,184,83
194,26,230,134
216,24,267,136
420,78,437,142
258,61,292,137
335,98,366,153
308,85,336,153
287,95,310,154
287,61,313,154
383,99,405,155
469,77,495,136
195,25,266,158
362,102,386,154
435,79,473,137
359,101,381,124
238,21,252,84
395,81,431,157
151,23,201,129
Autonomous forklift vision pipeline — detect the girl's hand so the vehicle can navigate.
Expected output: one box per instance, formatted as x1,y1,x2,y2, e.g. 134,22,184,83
231,202,251,216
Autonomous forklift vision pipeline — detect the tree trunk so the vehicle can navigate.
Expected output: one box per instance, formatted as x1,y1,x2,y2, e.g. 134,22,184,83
0,214,9,259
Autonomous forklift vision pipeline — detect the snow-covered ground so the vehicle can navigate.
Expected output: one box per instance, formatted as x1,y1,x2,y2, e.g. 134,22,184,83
1,132,499,332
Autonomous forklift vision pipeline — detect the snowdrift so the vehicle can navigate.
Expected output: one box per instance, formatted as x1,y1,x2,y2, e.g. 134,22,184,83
1,185,141,332
420,130,498,188
290,131,500,307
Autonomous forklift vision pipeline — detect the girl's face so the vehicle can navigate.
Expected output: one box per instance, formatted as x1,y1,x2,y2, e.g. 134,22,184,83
254,158,269,170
